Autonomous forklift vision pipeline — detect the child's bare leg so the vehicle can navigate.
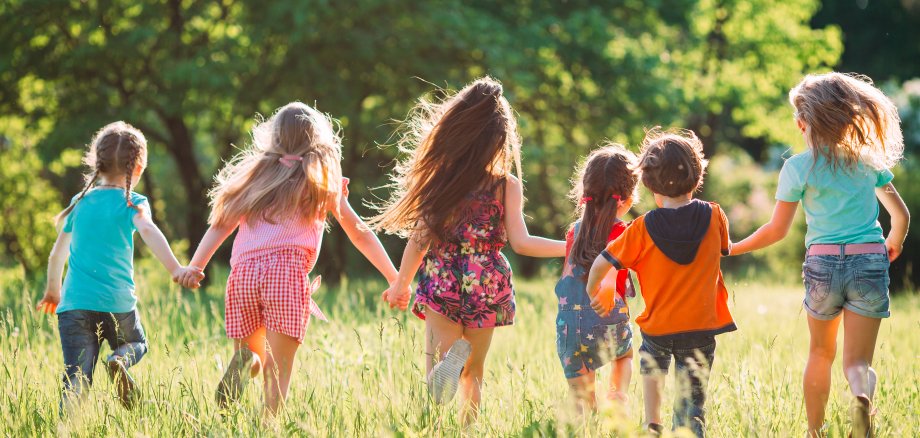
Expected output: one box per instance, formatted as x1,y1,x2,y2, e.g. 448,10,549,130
459,326,494,425
238,326,266,377
841,310,881,399
842,310,881,437
262,330,300,415
424,309,464,375
567,372,597,414
643,374,665,426
609,351,633,401
804,315,840,436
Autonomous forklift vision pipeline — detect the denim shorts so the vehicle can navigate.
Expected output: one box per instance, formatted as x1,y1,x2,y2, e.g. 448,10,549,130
556,314,632,379
802,252,890,320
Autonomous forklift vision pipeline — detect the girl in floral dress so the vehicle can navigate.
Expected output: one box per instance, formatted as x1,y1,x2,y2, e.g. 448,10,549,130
372,77,565,424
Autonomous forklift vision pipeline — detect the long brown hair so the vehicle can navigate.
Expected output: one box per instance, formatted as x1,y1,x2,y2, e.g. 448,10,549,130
789,72,903,171
209,102,343,228
371,77,522,240
568,144,639,273
54,121,148,226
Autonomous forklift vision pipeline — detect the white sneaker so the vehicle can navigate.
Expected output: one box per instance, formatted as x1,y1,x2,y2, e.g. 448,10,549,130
427,339,472,404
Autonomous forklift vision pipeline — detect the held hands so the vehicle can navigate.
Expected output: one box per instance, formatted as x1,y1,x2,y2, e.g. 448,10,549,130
381,282,411,311
36,287,61,314
173,266,206,289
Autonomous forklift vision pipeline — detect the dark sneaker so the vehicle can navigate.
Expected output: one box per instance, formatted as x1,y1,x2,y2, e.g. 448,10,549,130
646,423,664,436
215,347,255,409
849,395,874,438
106,355,138,409
427,339,471,404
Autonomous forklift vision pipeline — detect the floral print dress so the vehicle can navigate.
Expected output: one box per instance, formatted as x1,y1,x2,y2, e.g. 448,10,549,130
413,181,514,328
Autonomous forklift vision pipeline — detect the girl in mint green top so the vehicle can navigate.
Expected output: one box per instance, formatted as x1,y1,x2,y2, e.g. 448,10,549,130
730,73,909,436
37,122,200,412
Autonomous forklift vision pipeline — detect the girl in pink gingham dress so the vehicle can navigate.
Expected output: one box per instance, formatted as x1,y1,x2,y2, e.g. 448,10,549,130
179,102,397,416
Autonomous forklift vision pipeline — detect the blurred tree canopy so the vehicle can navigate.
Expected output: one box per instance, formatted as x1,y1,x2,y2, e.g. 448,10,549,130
0,0,848,282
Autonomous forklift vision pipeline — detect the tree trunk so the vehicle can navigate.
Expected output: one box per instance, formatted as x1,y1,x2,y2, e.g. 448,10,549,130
161,114,209,261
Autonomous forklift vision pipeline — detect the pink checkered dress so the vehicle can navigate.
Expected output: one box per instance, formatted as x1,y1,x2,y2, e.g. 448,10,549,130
225,194,336,343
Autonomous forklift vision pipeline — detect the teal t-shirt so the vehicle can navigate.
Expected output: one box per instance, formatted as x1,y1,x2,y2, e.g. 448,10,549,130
57,188,148,314
775,152,894,248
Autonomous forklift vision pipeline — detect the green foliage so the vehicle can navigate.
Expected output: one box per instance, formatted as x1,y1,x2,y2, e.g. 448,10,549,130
0,118,64,276
813,0,920,82
705,151,806,279
0,0,843,282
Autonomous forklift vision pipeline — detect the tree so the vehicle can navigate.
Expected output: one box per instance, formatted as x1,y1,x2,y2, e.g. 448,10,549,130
1,0,843,282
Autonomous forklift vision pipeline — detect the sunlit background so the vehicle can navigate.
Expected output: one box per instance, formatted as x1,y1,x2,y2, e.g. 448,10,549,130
1,0,918,289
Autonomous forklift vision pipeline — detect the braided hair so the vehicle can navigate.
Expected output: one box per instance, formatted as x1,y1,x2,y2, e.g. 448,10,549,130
54,122,148,227
568,143,639,274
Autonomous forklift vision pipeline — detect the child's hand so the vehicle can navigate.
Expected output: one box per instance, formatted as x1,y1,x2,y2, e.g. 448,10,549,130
590,286,616,317
885,236,903,262
36,287,61,314
382,283,411,311
174,266,205,289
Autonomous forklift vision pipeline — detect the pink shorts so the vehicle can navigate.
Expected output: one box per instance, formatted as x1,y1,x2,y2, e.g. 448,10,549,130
225,248,316,343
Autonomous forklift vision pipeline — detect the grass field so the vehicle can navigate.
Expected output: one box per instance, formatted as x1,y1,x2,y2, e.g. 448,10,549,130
1,262,918,437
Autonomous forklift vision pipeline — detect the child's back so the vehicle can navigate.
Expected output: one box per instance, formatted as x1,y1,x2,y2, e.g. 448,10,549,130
778,152,892,247
59,188,148,313
230,211,325,269
607,199,734,338
415,179,513,327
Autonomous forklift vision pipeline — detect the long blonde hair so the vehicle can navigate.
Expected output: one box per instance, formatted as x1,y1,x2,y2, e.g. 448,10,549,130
209,102,343,228
54,121,148,226
790,72,903,171
370,77,522,240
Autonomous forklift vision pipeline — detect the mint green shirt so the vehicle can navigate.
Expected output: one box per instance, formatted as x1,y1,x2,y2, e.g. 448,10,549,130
775,152,893,248
57,188,148,314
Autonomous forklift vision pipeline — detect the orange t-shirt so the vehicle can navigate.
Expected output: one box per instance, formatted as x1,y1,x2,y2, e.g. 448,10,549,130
602,201,735,339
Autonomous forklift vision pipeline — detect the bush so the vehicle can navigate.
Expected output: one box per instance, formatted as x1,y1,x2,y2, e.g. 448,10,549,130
0,119,64,277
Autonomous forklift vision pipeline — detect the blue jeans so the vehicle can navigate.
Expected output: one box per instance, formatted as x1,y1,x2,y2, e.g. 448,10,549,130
58,310,147,404
802,253,890,320
639,334,717,438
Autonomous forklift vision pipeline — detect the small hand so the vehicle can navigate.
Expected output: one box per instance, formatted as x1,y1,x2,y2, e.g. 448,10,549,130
589,288,615,317
885,238,902,262
174,266,205,289
36,287,61,314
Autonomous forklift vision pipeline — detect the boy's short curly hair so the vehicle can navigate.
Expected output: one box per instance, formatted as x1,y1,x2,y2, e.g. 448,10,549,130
637,128,708,197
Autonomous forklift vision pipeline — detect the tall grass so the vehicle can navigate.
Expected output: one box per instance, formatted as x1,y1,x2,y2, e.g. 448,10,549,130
0,262,918,437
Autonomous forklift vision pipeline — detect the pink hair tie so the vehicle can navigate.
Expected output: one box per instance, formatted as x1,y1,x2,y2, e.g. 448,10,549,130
278,154,304,168
612,194,626,207
580,196,594,205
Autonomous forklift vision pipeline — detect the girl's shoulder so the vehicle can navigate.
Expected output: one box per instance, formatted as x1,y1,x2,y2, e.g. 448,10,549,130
128,191,148,206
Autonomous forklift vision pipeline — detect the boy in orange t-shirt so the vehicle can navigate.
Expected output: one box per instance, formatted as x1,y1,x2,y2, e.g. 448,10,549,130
586,129,735,437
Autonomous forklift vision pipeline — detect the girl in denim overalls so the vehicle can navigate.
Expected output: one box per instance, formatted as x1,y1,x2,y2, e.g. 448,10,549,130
731,73,909,437
556,144,639,413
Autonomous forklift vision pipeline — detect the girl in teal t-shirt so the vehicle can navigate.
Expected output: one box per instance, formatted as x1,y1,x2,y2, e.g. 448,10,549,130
36,122,201,413
730,73,910,437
